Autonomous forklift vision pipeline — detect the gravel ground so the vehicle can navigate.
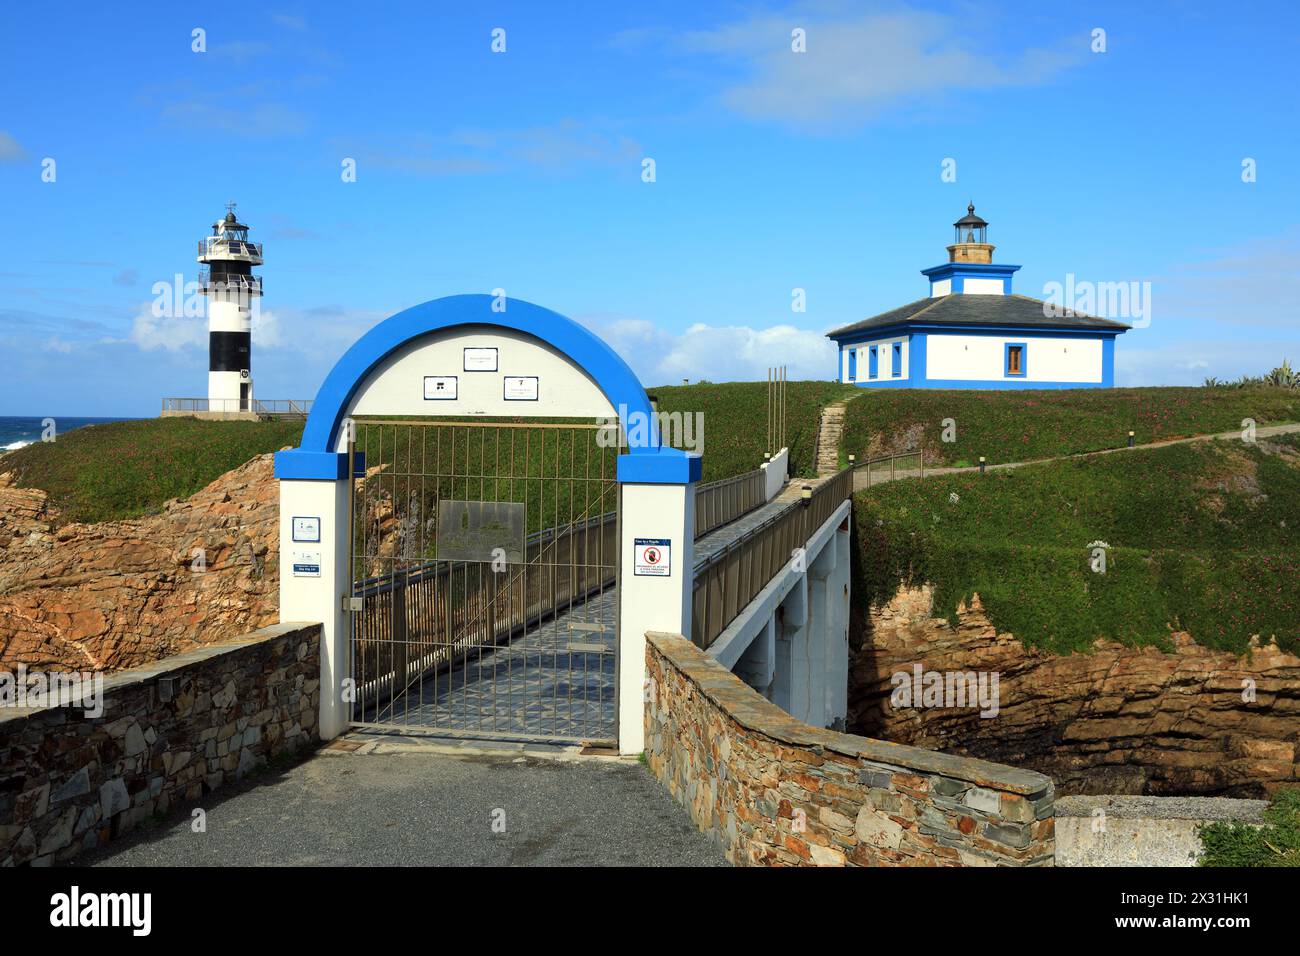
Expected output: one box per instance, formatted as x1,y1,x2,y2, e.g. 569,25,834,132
79,737,727,867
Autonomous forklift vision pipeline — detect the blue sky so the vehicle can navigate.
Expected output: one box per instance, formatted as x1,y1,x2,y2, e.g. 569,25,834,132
2,0,1297,416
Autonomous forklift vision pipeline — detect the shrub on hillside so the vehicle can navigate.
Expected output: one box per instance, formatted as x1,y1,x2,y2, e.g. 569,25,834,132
1199,790,1300,867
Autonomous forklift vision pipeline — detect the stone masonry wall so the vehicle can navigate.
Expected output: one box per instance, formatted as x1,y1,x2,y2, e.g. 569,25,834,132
0,622,320,866
645,631,1055,866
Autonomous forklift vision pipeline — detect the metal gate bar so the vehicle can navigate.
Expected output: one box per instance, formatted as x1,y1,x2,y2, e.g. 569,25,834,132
348,420,619,744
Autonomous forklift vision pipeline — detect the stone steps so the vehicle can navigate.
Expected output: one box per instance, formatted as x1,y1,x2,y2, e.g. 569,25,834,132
816,403,848,476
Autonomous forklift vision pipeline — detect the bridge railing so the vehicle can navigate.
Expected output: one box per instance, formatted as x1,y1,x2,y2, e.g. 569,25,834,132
855,450,924,486
694,468,766,539
160,397,314,419
690,467,854,650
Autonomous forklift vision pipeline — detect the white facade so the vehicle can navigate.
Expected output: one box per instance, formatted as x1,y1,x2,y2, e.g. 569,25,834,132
339,325,614,437
841,335,908,384
961,277,1005,296
926,333,1103,383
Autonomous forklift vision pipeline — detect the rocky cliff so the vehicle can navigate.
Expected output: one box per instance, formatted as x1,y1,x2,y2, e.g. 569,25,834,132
0,455,279,672
850,586,1300,797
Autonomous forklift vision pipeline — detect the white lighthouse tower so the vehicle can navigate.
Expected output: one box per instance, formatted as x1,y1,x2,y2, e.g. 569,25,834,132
197,204,262,412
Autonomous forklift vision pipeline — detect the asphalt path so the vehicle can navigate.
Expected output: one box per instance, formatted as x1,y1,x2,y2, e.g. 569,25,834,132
82,739,726,867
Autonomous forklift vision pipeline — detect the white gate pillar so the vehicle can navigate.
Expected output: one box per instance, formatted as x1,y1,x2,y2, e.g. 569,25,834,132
617,449,700,755
275,451,358,741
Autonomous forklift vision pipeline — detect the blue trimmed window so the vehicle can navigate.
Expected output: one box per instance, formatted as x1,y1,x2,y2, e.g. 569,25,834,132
1005,342,1027,377
892,343,902,377
846,348,857,381
868,345,878,379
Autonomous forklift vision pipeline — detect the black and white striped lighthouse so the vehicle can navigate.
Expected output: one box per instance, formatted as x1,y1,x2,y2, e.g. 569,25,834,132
197,204,263,411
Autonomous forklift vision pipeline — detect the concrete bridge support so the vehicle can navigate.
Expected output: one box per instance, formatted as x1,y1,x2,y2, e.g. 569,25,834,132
707,504,852,730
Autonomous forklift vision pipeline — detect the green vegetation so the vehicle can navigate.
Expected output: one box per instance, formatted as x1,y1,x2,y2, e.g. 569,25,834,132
351,418,619,543
841,386,1300,468
652,380,856,481
853,434,1300,655
1199,789,1300,867
1204,359,1300,390
1,418,303,523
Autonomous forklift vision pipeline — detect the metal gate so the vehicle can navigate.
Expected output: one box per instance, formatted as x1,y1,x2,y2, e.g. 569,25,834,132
346,419,619,745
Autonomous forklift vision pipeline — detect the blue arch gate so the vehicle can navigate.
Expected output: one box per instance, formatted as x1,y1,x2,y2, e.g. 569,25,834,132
346,418,620,745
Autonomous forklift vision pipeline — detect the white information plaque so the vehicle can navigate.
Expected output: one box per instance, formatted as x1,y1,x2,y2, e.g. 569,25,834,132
292,551,322,578
291,516,321,543
424,375,458,400
503,375,539,401
463,347,498,371
633,538,671,577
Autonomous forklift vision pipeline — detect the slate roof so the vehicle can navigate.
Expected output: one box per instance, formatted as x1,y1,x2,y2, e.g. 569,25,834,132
826,293,1131,340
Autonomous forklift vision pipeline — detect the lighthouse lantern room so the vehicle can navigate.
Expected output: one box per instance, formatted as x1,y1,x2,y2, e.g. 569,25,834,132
197,204,263,412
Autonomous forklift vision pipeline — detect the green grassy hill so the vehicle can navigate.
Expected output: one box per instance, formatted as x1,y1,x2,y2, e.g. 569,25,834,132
841,386,1300,467
853,433,1300,656
652,380,855,481
1,418,303,523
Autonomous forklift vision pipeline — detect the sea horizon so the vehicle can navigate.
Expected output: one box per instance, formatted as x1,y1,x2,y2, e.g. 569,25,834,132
0,415,139,452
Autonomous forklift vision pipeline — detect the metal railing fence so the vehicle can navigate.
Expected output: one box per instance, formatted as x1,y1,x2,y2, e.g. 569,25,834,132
160,397,313,419
690,467,853,650
694,468,766,539
856,450,924,487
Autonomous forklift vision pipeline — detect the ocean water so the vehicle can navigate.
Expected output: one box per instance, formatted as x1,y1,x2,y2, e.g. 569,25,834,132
0,416,135,452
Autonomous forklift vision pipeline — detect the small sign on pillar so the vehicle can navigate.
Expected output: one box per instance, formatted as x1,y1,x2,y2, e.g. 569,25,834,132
633,538,671,577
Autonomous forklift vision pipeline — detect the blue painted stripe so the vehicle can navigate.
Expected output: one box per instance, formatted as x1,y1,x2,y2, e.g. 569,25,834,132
920,262,1023,276
292,294,659,465
617,449,702,484
274,450,367,480
909,331,927,384
849,378,1109,390
831,323,1125,346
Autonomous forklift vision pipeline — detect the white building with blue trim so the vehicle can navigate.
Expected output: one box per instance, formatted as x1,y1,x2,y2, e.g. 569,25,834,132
828,205,1129,389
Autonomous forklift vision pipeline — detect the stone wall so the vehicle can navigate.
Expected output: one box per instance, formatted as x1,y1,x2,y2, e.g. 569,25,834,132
645,631,1055,866
0,622,320,866
851,586,1300,797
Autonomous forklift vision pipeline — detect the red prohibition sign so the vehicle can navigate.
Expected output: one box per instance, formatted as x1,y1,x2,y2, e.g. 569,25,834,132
644,547,660,564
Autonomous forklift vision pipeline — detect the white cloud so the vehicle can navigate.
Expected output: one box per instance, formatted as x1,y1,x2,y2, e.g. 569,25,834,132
343,120,642,177
1118,338,1298,387
680,10,1083,127
580,313,836,386
271,12,308,31
1152,233,1300,330
159,99,309,137
131,305,206,351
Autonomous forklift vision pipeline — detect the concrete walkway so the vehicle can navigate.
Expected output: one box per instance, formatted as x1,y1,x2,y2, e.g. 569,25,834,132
693,477,825,569
854,422,1300,492
82,737,726,867
369,589,617,743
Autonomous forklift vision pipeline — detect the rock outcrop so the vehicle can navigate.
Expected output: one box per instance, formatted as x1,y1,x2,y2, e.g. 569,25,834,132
0,456,279,672
850,586,1300,797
